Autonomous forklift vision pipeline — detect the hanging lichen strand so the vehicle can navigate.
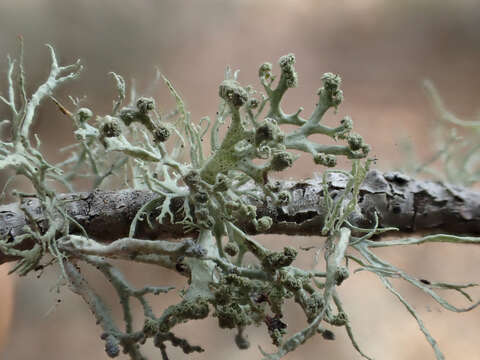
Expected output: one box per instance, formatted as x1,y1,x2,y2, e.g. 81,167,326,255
1,42,479,360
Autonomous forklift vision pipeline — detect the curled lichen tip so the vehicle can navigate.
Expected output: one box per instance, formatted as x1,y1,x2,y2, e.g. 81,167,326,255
276,190,292,206
319,72,343,108
361,143,371,156
247,97,259,109
183,170,202,189
219,80,248,108
153,126,170,143
259,62,273,79
213,173,231,192
118,107,137,126
255,118,279,145
314,153,337,167
224,242,239,257
263,246,298,269
334,266,349,286
278,53,295,69
347,133,364,151
136,96,155,113
76,107,93,123
99,116,122,138
102,334,120,358
331,312,348,326
255,216,273,232
195,208,215,229
321,72,342,89
279,53,298,88
341,115,353,130
271,150,294,171
143,317,159,337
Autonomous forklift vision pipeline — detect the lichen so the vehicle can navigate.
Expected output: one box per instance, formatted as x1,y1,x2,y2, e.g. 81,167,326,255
1,42,477,360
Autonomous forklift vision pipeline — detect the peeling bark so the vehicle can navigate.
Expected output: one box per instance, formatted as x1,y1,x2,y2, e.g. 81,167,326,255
1,170,480,264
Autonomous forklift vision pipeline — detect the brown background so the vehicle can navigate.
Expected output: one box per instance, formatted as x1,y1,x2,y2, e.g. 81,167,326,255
1,0,480,359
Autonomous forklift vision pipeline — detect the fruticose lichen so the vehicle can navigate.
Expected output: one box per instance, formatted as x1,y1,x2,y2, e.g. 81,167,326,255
1,41,479,360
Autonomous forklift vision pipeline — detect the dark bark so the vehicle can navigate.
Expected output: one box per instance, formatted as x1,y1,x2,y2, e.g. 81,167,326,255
1,170,480,264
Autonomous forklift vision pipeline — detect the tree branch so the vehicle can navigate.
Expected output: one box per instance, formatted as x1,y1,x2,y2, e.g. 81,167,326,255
1,169,480,265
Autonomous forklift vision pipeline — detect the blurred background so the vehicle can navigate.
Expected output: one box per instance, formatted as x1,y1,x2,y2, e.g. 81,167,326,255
1,0,480,359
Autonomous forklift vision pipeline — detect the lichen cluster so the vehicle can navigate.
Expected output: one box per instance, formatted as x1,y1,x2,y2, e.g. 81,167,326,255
1,41,479,360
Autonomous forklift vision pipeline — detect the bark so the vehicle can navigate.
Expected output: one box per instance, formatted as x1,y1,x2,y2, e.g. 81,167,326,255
1,170,480,264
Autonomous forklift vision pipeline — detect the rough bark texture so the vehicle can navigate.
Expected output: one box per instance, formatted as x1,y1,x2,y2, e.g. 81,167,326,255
1,170,480,264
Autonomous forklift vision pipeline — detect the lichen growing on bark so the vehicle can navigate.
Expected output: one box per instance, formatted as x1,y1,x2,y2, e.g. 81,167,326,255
0,41,479,360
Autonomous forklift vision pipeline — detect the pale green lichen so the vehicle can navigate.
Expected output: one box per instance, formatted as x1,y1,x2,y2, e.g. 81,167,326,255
399,80,480,187
1,42,479,360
